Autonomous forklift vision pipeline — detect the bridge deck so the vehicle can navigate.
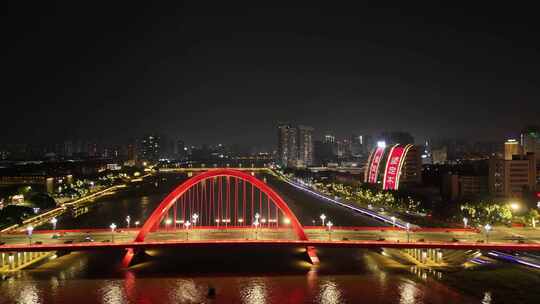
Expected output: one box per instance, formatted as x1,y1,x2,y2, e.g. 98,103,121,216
1,239,540,252
1,227,539,252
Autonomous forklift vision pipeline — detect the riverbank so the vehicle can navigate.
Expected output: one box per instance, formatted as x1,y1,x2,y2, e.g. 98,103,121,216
1,174,153,233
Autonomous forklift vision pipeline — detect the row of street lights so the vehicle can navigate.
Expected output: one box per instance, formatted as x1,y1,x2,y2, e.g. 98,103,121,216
26,216,59,245
318,214,334,240
462,217,493,242
462,217,492,242
25,217,59,245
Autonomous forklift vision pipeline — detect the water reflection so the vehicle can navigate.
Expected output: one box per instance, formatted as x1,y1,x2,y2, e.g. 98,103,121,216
482,291,492,304
19,283,41,304
363,254,388,286
49,275,59,297
240,278,268,304
99,280,126,304
409,266,443,281
399,280,419,304
168,279,204,303
317,280,343,304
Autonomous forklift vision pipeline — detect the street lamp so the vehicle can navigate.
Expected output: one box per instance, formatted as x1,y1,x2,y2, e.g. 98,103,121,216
463,217,468,229
26,225,34,245
192,213,199,227
253,220,260,240
484,224,492,243
184,221,191,239
326,221,333,241
51,217,58,231
283,217,291,225
320,214,326,226
406,223,411,242
165,218,172,230
254,212,260,226
391,216,396,227
134,221,140,228
126,215,131,228
110,223,117,242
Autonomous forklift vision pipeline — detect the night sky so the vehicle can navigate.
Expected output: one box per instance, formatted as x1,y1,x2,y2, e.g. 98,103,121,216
5,2,540,147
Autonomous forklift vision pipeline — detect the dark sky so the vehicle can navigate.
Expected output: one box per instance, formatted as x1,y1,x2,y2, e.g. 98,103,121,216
5,2,540,147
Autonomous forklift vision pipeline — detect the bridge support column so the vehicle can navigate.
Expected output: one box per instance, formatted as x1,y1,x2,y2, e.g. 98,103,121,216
436,250,443,263
122,248,135,268
8,253,14,270
421,250,427,263
15,253,20,268
306,246,320,265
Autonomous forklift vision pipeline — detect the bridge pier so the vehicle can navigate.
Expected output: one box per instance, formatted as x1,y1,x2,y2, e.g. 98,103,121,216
0,251,55,274
436,250,443,263
306,246,320,265
122,248,135,268
421,250,427,263
404,248,445,266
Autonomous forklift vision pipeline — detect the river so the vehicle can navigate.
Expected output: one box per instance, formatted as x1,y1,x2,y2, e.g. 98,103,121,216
0,172,535,303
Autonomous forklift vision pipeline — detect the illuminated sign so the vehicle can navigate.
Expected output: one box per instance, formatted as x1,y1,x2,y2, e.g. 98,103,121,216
366,146,385,183
383,144,413,190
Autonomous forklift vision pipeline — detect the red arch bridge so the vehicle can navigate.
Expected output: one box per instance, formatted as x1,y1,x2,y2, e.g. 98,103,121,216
1,169,540,268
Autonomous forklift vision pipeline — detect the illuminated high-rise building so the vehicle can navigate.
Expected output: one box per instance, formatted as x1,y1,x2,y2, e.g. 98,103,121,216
504,138,521,160
490,153,536,198
324,134,335,144
297,125,314,167
140,135,161,162
277,123,297,167
521,127,540,158
277,124,314,168
520,127,540,186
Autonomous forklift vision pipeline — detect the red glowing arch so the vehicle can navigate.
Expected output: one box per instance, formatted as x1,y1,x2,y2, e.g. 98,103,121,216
133,169,308,243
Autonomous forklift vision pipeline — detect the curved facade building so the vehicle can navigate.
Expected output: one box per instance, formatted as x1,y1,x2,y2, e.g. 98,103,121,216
365,143,420,190
382,144,413,190
364,143,386,183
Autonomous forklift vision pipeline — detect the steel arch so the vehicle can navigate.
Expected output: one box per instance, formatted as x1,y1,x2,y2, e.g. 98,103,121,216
133,169,308,242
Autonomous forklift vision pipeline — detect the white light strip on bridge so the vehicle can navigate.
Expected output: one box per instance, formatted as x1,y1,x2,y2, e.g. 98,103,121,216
280,176,408,229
